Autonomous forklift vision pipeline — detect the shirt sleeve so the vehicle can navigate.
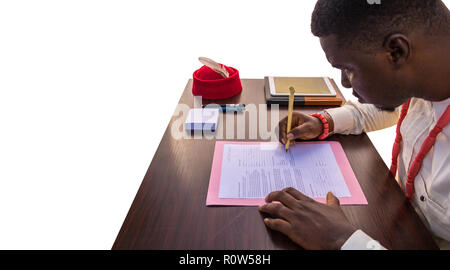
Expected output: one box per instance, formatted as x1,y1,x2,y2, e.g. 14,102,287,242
340,230,387,250
325,101,400,135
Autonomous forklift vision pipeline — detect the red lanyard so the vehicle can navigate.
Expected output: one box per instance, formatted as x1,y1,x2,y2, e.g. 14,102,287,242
390,100,450,199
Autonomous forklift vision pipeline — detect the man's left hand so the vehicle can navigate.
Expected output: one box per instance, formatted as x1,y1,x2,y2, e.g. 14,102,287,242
258,187,357,250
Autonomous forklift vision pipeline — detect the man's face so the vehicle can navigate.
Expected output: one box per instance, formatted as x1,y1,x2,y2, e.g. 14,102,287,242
320,35,409,111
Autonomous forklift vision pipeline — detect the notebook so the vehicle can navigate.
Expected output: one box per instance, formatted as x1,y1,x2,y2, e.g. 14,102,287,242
264,76,345,106
268,76,336,96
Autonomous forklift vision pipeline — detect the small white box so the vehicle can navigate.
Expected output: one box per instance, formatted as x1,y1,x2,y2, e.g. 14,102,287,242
185,108,220,131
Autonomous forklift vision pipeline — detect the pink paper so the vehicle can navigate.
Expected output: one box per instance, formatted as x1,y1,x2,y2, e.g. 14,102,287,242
206,141,367,206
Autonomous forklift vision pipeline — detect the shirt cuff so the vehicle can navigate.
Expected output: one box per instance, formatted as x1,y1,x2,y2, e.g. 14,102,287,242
325,106,355,134
340,230,387,250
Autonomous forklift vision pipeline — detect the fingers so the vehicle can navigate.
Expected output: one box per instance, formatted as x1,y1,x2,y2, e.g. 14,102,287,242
278,116,288,144
287,125,303,140
326,192,341,207
286,116,302,141
288,123,318,141
283,114,323,141
265,188,299,209
284,187,314,202
279,113,304,144
262,217,292,236
258,202,293,220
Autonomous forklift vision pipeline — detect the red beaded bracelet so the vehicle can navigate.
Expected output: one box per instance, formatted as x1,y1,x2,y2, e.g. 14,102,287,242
311,113,329,140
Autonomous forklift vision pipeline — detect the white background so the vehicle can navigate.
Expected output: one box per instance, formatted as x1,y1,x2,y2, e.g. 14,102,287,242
1,0,448,249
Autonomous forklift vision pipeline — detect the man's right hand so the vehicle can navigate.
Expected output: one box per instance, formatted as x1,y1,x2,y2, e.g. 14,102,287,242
278,112,325,144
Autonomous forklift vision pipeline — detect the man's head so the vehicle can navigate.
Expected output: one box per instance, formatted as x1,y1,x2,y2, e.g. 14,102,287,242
311,0,450,111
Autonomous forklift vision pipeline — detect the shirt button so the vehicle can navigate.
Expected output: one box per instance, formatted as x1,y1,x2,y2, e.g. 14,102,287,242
420,195,426,202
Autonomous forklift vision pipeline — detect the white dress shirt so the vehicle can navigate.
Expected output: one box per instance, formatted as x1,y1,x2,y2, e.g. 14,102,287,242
325,97,450,250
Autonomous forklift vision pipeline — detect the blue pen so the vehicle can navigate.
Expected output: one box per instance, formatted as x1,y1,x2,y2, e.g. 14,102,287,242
202,104,245,112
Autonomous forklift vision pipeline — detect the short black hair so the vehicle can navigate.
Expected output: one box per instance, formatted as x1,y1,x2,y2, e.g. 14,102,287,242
311,0,450,51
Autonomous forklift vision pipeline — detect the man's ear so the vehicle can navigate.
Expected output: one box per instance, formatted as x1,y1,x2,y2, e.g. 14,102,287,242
383,34,411,66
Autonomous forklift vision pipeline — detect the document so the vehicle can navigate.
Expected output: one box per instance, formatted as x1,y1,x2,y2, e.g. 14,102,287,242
218,143,350,199
206,141,367,206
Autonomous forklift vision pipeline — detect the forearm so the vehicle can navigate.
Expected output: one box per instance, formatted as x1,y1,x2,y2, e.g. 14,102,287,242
325,101,400,135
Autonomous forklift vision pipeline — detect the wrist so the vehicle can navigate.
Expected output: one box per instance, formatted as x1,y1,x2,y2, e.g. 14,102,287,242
311,112,332,140
322,111,335,134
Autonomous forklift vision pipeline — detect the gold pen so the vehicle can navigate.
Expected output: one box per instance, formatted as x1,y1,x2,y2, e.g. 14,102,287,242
285,86,295,152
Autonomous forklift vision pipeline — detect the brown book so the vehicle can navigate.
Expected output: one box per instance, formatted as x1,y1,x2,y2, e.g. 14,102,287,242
264,76,345,106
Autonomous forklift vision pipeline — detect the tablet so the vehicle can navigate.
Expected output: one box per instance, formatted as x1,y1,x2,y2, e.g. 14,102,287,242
268,76,336,96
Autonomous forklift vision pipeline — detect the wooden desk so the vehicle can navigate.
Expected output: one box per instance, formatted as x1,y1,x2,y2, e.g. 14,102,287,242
112,79,438,250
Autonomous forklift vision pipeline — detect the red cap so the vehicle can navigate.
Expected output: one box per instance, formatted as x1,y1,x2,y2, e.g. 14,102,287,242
192,65,242,100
